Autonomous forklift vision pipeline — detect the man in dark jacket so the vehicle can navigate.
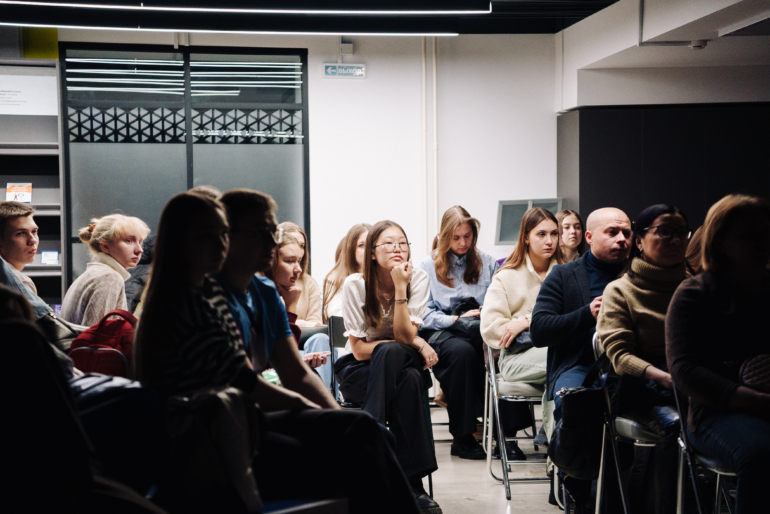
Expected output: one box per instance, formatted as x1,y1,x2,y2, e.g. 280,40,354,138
530,207,631,511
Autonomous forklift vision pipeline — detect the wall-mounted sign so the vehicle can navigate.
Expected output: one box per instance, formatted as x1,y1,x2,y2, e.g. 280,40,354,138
0,73,58,116
323,64,366,79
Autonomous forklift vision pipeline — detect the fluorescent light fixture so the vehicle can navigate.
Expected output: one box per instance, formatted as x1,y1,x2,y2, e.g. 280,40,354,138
0,21,459,36
0,1,491,15
67,77,183,84
191,81,299,85
67,58,183,65
191,63,301,68
191,72,302,76
68,69,184,76
67,86,184,94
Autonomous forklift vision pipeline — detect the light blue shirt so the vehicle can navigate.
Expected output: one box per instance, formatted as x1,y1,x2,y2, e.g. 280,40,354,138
416,250,500,330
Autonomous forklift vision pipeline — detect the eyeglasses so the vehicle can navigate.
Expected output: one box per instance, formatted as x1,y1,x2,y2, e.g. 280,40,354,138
373,242,411,253
232,226,284,244
642,225,691,241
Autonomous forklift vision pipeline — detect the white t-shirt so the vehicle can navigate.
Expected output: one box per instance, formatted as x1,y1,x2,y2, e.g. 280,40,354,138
341,268,430,342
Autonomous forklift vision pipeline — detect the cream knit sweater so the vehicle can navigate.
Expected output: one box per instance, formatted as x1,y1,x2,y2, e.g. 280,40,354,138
481,254,557,350
597,258,686,377
294,273,323,327
61,252,130,326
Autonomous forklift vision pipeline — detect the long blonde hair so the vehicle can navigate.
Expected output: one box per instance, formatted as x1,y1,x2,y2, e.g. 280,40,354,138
433,206,482,287
363,221,411,329
500,207,564,272
322,223,372,322
278,222,310,276
701,194,770,273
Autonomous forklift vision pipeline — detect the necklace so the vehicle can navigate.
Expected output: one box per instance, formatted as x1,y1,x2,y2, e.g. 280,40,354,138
382,291,393,301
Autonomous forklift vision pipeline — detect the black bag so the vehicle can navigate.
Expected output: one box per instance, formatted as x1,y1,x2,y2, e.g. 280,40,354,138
611,373,678,439
36,312,88,351
547,354,610,481
69,374,164,494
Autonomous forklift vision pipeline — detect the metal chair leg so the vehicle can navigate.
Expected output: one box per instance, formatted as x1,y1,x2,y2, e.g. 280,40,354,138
714,473,721,514
676,441,685,514
492,384,512,500
528,402,539,451
428,473,433,499
721,476,733,514
595,424,607,514
482,377,489,448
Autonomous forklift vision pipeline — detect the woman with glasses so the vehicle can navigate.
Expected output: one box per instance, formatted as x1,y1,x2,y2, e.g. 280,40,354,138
337,220,442,514
416,206,500,460
596,204,690,514
276,222,323,327
667,195,770,514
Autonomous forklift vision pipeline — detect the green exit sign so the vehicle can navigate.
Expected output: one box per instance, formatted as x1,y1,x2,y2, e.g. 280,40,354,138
323,64,366,79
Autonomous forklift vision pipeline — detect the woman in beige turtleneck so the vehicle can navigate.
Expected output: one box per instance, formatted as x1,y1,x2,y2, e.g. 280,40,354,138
62,214,150,326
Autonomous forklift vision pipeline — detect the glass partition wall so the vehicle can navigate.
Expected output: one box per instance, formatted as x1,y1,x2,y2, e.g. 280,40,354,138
60,45,309,284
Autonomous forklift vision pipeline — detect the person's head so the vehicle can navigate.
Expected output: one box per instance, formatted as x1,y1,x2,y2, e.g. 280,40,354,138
278,222,310,276
78,214,150,270
363,220,412,328
0,202,38,270
500,207,563,271
188,184,222,201
584,207,632,264
134,192,228,382
685,226,704,275
266,234,303,289
322,223,372,321
556,209,586,255
434,206,483,287
701,194,770,275
631,204,690,268
219,189,280,274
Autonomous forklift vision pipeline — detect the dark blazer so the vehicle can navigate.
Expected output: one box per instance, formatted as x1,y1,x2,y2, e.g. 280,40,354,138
531,252,597,400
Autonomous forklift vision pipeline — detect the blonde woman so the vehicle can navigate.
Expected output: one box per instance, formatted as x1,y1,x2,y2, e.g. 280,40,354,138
481,208,564,448
62,214,150,326
416,206,499,460
276,222,322,327
323,223,371,322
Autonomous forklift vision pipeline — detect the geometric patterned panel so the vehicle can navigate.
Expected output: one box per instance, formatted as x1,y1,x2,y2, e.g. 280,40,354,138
68,107,186,143
191,108,303,144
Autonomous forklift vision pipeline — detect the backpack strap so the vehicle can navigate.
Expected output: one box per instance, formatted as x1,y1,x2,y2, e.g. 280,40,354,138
96,309,137,329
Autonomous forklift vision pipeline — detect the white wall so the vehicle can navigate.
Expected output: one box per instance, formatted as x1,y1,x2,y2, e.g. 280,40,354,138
58,29,559,282
437,35,557,261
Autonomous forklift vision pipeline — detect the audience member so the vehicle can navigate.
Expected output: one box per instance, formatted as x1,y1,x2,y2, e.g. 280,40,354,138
666,194,770,514
323,223,371,321
276,221,322,327
597,204,690,514
531,207,631,510
337,220,441,514
556,209,586,262
684,226,704,276
211,190,424,514
62,214,150,326
481,207,563,443
0,201,39,295
416,206,500,460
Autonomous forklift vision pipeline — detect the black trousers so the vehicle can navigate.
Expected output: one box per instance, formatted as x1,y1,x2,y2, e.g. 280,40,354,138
428,333,532,438
254,408,420,514
337,342,438,480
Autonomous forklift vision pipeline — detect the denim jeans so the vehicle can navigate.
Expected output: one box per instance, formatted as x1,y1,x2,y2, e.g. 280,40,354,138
300,333,342,399
687,410,770,513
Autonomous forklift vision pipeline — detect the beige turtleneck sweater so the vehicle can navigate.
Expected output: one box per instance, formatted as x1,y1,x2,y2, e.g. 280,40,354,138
61,252,130,326
597,258,686,377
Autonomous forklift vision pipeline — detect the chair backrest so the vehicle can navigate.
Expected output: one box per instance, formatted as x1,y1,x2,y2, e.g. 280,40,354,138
297,325,328,351
592,332,605,361
328,316,347,349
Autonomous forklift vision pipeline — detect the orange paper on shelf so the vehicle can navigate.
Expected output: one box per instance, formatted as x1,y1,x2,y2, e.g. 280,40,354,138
6,183,32,203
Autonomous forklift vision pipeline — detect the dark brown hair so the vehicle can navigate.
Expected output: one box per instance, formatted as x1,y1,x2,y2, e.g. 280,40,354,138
702,194,770,273
433,206,482,287
500,207,564,272
363,220,411,329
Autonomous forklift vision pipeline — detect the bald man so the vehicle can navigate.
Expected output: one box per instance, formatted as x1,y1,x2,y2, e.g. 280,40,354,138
530,207,631,509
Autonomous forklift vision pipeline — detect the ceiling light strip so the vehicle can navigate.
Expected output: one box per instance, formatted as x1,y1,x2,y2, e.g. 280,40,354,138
0,21,460,36
0,0,491,15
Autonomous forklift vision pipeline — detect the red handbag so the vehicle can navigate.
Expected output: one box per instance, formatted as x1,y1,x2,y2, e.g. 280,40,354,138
69,310,138,377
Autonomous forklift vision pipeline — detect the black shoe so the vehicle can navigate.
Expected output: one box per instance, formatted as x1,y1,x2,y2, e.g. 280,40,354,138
415,493,442,514
492,440,527,461
450,435,486,460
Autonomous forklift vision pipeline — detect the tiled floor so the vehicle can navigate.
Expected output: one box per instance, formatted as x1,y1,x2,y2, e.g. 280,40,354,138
425,407,561,514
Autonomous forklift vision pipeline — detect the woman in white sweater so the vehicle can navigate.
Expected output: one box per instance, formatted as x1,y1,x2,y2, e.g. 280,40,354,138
62,214,150,326
481,208,563,435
